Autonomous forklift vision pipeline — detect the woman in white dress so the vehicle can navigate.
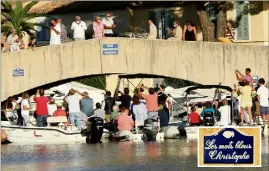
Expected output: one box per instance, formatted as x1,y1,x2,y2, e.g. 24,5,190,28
21,92,32,126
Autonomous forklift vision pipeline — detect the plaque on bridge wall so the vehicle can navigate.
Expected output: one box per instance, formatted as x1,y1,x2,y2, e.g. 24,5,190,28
12,68,24,77
198,127,261,167
102,44,118,55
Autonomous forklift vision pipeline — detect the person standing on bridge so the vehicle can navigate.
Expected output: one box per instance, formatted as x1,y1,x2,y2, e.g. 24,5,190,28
71,16,87,41
102,13,116,37
34,89,49,127
183,21,197,41
146,18,157,40
50,18,61,45
57,18,67,43
167,20,182,41
93,16,104,39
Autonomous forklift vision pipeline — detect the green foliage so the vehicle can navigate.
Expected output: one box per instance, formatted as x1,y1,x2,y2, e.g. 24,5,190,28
164,78,200,88
77,76,106,90
1,1,48,37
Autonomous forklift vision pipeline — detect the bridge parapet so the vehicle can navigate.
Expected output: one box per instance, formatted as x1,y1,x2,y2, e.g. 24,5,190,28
2,38,268,101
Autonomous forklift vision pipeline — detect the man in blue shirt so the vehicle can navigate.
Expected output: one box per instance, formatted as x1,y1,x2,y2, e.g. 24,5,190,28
80,92,94,117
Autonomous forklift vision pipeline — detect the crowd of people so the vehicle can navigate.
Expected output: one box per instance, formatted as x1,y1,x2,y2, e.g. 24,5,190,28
187,68,269,126
3,69,268,131
4,83,172,132
4,11,238,53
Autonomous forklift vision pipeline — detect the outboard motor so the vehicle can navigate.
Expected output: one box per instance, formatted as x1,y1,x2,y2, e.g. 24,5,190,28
142,118,159,141
203,112,215,126
84,117,104,144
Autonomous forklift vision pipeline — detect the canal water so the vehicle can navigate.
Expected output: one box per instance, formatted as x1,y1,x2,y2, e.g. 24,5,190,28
1,138,269,171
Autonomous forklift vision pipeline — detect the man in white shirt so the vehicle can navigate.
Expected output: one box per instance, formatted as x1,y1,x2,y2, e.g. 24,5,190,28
64,89,86,130
257,78,269,123
102,13,116,37
50,18,61,45
71,16,87,41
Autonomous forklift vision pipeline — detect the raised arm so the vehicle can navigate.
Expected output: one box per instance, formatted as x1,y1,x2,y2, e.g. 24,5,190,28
75,90,85,96
138,84,146,99
33,89,39,100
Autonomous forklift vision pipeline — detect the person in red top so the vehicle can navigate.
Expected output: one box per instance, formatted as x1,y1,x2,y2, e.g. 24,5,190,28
117,106,134,131
53,104,67,117
34,89,49,127
188,106,201,126
138,84,158,119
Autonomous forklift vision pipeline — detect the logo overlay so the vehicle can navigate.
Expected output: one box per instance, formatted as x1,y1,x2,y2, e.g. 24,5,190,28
198,127,261,167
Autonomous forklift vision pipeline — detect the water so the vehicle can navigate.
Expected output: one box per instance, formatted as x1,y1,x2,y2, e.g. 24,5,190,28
1,138,269,171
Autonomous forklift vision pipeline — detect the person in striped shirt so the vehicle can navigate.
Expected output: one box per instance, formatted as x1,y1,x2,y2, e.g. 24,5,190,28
218,21,235,43
58,18,67,43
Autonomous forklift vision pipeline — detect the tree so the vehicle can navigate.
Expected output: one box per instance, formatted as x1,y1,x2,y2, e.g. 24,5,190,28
195,2,216,41
77,76,106,90
1,1,47,37
195,1,264,41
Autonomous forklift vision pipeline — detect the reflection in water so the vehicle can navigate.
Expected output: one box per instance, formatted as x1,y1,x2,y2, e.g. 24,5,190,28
1,138,269,171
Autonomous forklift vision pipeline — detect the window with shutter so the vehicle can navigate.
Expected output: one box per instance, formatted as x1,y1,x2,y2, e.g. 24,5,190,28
164,10,174,39
236,2,250,40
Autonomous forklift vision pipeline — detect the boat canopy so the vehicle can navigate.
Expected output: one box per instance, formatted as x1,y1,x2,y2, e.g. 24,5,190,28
185,85,233,94
118,74,167,79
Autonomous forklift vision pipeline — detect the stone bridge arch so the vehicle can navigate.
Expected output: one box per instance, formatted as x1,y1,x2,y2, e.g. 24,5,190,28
2,38,268,101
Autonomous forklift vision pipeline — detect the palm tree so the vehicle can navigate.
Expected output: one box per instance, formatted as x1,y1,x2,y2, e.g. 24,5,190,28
1,1,47,37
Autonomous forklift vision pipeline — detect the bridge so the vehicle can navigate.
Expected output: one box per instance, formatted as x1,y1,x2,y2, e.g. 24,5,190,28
2,38,268,101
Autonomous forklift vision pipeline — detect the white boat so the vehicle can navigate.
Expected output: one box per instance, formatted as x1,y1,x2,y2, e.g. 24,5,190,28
2,116,109,144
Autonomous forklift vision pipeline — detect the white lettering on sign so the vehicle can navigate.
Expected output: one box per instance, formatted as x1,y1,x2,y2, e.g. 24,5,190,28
209,151,250,163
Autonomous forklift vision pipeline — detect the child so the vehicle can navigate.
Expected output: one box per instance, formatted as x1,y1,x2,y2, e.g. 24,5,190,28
188,106,201,126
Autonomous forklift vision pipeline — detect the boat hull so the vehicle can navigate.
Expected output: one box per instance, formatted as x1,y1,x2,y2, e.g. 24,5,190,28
2,126,84,143
183,125,266,140
2,125,109,144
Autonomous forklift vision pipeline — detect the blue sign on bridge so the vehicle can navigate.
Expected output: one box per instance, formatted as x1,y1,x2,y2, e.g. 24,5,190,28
102,44,118,55
12,68,24,76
